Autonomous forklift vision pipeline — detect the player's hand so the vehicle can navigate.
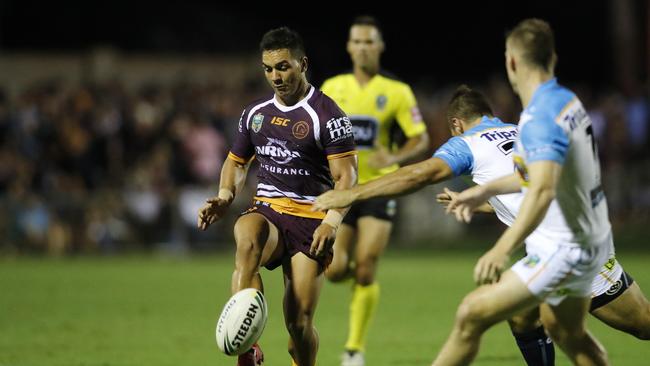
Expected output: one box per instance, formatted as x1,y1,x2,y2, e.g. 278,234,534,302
474,247,510,285
436,187,459,209
309,223,337,258
446,185,488,223
313,189,356,211
367,146,396,169
197,197,231,230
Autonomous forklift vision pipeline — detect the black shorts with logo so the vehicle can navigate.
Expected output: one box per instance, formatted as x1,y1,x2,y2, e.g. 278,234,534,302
590,270,635,311
342,198,397,227
240,201,332,271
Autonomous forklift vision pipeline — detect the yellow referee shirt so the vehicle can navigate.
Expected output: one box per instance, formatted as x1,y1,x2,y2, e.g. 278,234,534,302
322,72,426,184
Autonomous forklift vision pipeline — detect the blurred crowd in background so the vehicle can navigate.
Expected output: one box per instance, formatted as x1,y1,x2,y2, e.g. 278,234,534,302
0,57,649,256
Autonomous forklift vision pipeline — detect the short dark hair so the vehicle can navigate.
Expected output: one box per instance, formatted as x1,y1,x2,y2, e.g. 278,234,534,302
507,18,556,72
351,15,383,37
447,85,493,122
259,26,306,59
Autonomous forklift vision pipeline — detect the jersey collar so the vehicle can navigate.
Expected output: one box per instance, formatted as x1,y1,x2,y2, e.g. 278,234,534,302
463,116,504,136
528,77,558,108
273,85,315,112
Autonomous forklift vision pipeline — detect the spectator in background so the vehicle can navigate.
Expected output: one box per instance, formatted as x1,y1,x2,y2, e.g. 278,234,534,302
0,54,648,256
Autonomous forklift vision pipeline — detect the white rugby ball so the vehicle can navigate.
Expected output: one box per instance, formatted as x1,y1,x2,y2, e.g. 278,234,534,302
215,288,268,356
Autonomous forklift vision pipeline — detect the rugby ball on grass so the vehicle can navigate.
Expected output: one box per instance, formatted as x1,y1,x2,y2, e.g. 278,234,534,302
215,288,268,355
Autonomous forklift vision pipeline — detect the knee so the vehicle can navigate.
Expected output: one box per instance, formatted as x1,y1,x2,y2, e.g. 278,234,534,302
542,317,573,344
455,294,490,339
325,268,349,282
232,239,263,274
234,239,261,259
286,310,314,339
355,255,379,285
325,265,349,282
234,219,266,254
508,310,542,334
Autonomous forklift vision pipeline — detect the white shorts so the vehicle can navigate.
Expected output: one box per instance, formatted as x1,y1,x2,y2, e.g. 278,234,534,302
511,232,611,306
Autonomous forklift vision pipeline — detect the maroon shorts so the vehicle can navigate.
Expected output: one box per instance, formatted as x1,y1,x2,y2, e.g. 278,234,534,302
240,201,333,270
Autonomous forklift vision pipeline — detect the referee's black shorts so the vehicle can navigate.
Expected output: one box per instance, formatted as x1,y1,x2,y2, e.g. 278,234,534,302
342,198,397,227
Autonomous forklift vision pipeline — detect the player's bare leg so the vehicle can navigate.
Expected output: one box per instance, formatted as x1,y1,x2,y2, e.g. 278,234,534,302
231,212,282,366
231,213,282,293
540,297,608,365
354,216,391,286
283,253,324,366
325,223,356,282
591,282,650,340
432,271,540,366
336,216,392,366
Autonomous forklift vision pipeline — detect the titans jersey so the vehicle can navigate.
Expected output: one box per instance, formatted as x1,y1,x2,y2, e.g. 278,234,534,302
513,78,611,245
321,72,426,184
229,86,356,219
433,116,522,226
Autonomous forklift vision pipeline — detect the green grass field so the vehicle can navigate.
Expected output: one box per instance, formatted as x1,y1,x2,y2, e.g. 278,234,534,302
1,249,649,366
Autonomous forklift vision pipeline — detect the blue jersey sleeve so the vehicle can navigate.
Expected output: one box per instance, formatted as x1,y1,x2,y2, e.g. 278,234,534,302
433,137,473,176
520,119,569,164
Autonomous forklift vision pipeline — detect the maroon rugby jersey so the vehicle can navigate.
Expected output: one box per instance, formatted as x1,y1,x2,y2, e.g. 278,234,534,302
228,86,356,218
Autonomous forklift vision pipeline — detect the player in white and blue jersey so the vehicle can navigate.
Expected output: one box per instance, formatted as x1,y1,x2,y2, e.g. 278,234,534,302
316,81,650,366
313,85,517,224
436,19,612,365
313,83,560,364
439,87,650,364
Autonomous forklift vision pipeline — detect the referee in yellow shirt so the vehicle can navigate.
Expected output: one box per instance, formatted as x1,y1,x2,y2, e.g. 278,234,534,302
321,15,429,366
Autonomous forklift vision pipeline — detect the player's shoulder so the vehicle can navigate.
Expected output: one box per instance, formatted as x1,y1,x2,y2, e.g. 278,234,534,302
242,93,275,113
238,94,275,129
434,134,473,161
309,86,338,108
308,86,346,119
433,135,474,175
528,78,577,121
443,135,471,150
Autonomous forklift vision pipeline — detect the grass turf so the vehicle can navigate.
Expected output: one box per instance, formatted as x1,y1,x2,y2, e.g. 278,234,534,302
1,249,649,365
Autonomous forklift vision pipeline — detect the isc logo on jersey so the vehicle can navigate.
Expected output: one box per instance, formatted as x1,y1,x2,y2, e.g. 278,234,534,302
216,288,268,356
255,138,300,164
326,117,353,141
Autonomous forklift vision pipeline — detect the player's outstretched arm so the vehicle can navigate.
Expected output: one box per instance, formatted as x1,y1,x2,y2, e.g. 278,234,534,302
310,155,357,257
446,173,521,223
313,157,452,210
198,158,251,230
